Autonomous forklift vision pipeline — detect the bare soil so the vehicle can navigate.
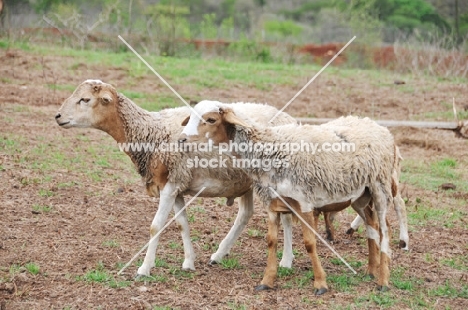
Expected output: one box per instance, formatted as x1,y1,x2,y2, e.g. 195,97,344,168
0,49,467,309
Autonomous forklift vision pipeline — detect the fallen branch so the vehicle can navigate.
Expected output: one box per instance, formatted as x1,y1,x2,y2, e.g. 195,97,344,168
296,118,468,138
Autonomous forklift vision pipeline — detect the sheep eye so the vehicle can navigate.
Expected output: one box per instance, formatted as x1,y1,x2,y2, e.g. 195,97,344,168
79,98,90,104
206,118,216,124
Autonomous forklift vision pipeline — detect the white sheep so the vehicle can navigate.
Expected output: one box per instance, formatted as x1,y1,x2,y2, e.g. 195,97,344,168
179,100,399,294
55,80,298,277
179,99,409,249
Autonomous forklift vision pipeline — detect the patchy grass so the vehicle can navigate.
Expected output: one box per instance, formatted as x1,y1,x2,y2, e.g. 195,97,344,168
102,240,119,248
24,262,40,275
277,267,295,278
327,274,362,292
401,158,468,192
220,257,241,269
32,204,52,213
78,262,131,288
440,255,468,271
428,281,468,299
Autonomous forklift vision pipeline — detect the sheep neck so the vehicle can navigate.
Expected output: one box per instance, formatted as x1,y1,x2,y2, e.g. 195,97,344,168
116,94,171,179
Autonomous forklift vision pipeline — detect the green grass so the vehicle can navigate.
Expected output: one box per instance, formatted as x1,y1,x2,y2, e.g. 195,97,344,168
226,301,247,310
46,84,77,92
32,204,52,213
79,262,131,288
428,281,468,298
329,257,363,269
0,39,318,93
168,241,182,250
247,228,263,238
135,274,168,283
276,249,301,260
102,240,119,248
401,158,468,192
25,262,40,275
168,267,194,279
327,274,362,292
38,189,54,197
277,267,295,278
390,267,422,291
406,202,466,228
440,255,468,271
295,270,314,288
220,257,241,269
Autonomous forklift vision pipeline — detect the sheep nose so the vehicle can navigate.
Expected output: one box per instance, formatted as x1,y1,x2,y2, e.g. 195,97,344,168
55,113,61,119
178,137,187,144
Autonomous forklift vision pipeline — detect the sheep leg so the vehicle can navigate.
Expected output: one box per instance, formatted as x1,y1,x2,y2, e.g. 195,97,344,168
174,195,196,270
373,187,392,291
346,215,364,236
299,210,328,295
349,192,380,278
137,183,177,277
393,193,409,250
255,210,280,291
324,211,336,241
363,204,380,279
209,189,254,264
312,209,320,232
279,213,294,268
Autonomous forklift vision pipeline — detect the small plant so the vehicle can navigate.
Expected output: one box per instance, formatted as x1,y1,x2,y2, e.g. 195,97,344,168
226,301,247,310
370,292,395,307
38,189,54,197
168,242,182,250
247,228,263,238
102,240,119,248
441,256,468,271
187,213,195,223
429,281,468,298
9,264,22,277
328,274,360,292
154,258,168,268
277,267,294,278
82,268,111,283
220,257,241,269
32,204,52,213
295,270,313,288
25,262,40,275
169,267,194,279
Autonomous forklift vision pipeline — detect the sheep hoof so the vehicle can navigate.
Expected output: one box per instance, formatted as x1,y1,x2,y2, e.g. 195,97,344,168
208,260,218,266
254,284,274,291
314,288,328,295
377,285,390,292
134,273,146,280
345,228,355,235
399,240,408,250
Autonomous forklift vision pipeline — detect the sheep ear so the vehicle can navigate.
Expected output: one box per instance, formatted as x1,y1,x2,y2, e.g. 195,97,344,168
101,94,112,105
221,108,251,128
181,116,190,126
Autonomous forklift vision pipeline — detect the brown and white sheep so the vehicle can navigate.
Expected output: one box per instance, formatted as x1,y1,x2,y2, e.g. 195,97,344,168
179,100,399,293
55,80,298,277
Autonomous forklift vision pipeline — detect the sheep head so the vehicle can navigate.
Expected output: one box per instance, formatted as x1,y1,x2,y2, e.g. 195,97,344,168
55,80,125,142
179,100,251,146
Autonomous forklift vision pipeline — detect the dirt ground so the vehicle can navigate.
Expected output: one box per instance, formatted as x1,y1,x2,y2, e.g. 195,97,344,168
1,49,468,309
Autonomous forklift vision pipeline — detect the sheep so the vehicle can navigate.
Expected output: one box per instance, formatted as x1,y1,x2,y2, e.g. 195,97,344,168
179,100,399,293
179,100,409,248
55,80,299,278
346,145,409,250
